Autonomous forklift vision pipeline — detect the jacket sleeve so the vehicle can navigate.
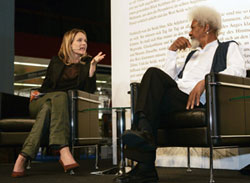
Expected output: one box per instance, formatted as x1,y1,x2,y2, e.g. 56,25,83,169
85,56,97,94
85,71,97,94
79,56,97,94
38,56,56,93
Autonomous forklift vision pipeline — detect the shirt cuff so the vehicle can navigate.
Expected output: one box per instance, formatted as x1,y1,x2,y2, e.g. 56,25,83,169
166,49,177,60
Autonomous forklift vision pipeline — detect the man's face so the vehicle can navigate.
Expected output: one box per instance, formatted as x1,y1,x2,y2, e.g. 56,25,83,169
189,20,206,48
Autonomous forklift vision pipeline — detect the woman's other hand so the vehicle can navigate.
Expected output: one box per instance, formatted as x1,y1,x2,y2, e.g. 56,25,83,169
30,90,40,102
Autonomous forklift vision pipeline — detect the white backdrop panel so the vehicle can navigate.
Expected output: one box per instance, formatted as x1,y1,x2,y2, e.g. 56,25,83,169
111,0,250,168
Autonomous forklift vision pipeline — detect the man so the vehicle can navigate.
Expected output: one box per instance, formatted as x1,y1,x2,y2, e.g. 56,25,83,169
114,6,246,183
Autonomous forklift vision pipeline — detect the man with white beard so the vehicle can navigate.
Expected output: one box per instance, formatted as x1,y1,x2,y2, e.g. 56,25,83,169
114,6,246,183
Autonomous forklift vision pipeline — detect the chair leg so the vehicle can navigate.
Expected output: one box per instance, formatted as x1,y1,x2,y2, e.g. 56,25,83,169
71,144,75,158
186,147,192,172
95,144,99,170
209,145,215,183
26,159,31,170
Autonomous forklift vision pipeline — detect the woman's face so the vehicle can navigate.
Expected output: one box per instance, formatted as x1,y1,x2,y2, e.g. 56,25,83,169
71,32,87,56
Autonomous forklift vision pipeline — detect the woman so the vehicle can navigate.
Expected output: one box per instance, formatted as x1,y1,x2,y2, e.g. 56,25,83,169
12,28,105,177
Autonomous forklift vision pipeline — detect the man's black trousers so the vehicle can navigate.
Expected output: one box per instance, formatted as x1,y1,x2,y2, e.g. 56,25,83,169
135,67,189,138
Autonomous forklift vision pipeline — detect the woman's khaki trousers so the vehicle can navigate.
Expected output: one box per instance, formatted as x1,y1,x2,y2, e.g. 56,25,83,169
21,91,70,159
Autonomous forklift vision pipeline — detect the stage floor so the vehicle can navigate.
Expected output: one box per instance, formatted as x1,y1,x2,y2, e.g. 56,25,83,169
1,159,250,183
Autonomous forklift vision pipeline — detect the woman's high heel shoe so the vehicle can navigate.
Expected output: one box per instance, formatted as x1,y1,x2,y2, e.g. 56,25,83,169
11,154,27,178
59,159,79,173
11,171,25,178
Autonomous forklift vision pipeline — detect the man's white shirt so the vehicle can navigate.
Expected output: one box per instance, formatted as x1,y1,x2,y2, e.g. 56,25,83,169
164,40,246,104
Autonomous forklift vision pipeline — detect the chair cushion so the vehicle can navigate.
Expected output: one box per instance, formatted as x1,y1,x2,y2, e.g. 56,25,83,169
0,118,35,132
159,108,206,129
157,127,209,147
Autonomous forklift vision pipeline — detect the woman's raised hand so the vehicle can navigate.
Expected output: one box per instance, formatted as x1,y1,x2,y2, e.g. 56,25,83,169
91,52,106,65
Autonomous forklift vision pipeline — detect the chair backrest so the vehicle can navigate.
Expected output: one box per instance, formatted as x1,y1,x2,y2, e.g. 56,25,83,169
0,93,33,147
0,92,30,119
130,82,140,129
206,73,250,146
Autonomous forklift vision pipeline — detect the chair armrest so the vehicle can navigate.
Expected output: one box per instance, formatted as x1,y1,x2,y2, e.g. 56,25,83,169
206,73,250,87
77,90,101,105
0,92,30,119
68,90,100,105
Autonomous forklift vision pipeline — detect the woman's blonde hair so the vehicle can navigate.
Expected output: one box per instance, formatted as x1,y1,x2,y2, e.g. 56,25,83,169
58,28,87,65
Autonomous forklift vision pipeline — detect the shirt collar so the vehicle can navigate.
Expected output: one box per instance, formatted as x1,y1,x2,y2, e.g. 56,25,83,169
196,40,218,52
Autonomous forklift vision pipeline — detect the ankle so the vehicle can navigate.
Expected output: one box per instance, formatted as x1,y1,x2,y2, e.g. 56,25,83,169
13,155,27,172
18,154,27,163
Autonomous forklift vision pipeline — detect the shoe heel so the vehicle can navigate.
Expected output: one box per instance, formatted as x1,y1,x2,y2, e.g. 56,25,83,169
59,159,79,173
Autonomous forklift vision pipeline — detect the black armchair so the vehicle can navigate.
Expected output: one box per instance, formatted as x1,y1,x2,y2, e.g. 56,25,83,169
0,90,104,169
0,93,35,162
126,73,250,183
68,90,106,169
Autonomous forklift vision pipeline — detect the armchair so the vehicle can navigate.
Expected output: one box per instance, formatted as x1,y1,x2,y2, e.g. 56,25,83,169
0,93,34,162
68,90,107,169
125,73,250,183
0,90,104,169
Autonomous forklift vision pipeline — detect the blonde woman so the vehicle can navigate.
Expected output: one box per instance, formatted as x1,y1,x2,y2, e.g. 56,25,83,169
12,28,105,177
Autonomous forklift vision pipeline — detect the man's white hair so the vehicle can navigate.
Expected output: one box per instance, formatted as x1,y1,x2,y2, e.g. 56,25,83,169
189,6,222,36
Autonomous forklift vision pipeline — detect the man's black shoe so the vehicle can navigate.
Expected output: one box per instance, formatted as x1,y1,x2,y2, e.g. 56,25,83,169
122,130,156,151
113,164,139,183
113,164,159,183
